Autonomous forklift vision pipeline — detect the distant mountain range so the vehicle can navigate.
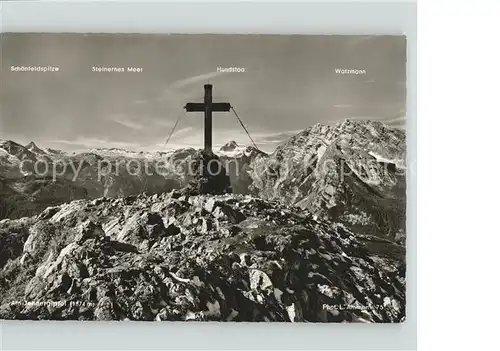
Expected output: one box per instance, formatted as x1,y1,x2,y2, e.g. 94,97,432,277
0,120,406,244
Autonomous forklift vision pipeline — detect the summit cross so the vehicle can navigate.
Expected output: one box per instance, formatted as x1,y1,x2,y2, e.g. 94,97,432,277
184,84,231,152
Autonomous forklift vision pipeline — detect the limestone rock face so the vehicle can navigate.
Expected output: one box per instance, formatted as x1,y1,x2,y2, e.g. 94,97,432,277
249,121,406,243
217,145,267,195
0,191,405,322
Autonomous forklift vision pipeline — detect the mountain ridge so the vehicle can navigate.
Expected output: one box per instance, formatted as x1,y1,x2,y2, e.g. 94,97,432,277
1,119,406,243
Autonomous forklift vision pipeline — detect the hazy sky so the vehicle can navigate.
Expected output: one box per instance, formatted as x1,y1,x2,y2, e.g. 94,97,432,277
0,34,406,152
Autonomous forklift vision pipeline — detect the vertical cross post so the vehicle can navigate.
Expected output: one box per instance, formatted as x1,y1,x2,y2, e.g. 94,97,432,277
185,84,231,152
204,84,213,151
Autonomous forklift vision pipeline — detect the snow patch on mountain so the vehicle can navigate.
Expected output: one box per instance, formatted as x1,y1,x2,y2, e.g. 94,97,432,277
89,148,169,160
25,142,47,155
220,140,239,152
368,151,406,170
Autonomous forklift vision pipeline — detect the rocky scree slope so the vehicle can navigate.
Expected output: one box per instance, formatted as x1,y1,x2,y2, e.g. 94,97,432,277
0,191,405,322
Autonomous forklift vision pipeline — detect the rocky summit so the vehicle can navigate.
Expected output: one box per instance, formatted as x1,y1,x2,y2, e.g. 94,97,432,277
0,190,404,322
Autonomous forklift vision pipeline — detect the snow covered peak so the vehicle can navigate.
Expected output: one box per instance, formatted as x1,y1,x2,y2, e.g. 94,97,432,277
220,140,239,152
25,141,46,154
88,147,160,159
281,124,337,151
0,140,30,156
217,144,267,159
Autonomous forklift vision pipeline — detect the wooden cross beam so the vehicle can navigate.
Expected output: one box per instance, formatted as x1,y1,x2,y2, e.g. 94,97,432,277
184,84,231,152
